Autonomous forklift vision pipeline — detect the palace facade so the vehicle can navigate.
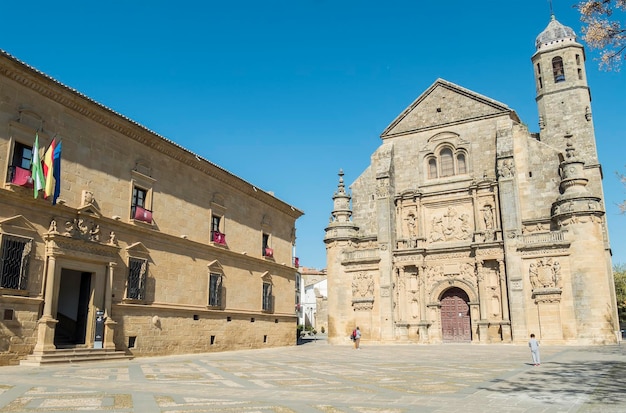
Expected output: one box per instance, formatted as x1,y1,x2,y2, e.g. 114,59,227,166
0,50,303,365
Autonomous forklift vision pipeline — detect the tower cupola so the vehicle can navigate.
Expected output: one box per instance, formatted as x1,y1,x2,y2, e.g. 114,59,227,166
535,15,577,51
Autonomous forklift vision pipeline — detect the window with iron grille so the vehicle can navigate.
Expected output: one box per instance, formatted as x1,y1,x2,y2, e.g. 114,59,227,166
262,282,273,312
209,272,222,307
0,235,32,290
127,257,147,300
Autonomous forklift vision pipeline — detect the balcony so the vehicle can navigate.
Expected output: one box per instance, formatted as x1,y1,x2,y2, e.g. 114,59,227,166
211,231,226,245
132,205,153,224
8,166,33,187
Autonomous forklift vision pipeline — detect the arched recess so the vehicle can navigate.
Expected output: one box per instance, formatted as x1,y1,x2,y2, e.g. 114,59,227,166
430,280,476,343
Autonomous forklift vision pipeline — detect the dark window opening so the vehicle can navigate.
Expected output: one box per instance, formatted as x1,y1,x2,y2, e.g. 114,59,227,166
3,309,14,320
209,273,223,307
552,56,565,83
440,148,454,177
262,282,273,312
128,336,137,348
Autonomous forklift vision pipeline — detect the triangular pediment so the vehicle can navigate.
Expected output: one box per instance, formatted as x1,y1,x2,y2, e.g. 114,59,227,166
126,242,150,256
207,260,225,273
0,215,38,234
77,204,102,218
381,79,519,138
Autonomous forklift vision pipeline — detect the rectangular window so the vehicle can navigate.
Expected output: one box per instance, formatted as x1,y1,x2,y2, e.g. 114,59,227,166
211,215,226,244
7,142,34,186
127,257,147,300
131,186,152,223
262,233,273,257
262,282,273,312
0,235,31,290
209,273,222,307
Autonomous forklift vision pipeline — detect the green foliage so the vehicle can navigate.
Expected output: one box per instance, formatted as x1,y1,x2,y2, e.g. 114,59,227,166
614,263,626,325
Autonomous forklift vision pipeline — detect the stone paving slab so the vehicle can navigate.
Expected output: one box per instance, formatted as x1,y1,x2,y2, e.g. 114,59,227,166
0,341,624,412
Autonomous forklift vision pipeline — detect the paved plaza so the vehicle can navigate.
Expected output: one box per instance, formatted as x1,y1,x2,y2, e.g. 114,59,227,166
0,338,625,412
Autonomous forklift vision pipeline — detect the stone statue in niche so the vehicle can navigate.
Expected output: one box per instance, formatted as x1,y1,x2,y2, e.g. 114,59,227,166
483,205,494,230
405,213,417,238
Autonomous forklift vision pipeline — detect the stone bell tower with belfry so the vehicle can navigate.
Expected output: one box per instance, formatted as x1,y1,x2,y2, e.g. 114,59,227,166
531,14,618,343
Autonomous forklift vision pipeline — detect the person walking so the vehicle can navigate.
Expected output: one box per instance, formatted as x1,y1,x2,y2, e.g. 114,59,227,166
528,333,540,366
353,326,361,349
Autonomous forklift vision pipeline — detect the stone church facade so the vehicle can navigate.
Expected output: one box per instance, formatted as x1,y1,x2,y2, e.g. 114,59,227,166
0,50,302,365
325,16,618,345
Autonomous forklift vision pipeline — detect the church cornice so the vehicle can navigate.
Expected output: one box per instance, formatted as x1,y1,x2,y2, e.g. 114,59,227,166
0,50,302,219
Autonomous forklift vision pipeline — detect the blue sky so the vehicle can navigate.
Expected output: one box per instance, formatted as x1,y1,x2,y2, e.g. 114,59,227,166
1,1,624,269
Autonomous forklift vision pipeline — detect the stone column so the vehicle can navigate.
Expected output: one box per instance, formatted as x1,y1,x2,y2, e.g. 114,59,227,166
397,266,405,322
34,255,59,353
498,259,512,341
418,265,426,321
476,261,489,343
104,262,118,350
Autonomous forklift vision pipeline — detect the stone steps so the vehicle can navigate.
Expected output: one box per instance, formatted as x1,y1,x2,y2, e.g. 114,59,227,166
20,348,132,366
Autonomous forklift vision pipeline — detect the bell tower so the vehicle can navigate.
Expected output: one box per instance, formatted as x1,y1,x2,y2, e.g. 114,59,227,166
532,14,603,200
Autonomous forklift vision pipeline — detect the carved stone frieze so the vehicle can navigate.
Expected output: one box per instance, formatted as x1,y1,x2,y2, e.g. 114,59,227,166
521,248,568,256
475,248,503,257
352,297,374,311
532,287,562,304
45,233,120,261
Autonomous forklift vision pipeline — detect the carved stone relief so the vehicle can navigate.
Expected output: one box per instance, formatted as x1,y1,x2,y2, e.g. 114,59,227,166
428,206,473,243
352,272,374,298
529,258,562,290
497,159,515,178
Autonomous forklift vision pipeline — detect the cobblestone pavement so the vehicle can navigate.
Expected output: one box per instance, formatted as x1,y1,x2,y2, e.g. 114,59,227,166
0,339,625,412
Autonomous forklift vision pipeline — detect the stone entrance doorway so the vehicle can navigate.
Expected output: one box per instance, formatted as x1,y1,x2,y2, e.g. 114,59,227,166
54,269,93,347
440,287,471,342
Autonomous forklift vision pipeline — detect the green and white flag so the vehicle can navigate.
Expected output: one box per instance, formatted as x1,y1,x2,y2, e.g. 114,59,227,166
31,133,45,198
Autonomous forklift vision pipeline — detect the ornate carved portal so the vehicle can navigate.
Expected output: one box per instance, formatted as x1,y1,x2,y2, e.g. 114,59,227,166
440,288,471,342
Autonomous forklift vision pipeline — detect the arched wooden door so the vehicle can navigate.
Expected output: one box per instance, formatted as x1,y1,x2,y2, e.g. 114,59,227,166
440,287,471,342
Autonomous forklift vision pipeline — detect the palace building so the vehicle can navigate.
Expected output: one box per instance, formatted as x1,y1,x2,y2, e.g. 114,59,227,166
0,49,303,365
324,15,618,345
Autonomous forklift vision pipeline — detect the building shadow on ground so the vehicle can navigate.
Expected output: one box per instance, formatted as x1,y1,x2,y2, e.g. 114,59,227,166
481,346,626,406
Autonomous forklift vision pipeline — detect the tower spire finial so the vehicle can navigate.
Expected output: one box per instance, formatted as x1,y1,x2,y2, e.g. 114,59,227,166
549,0,554,17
